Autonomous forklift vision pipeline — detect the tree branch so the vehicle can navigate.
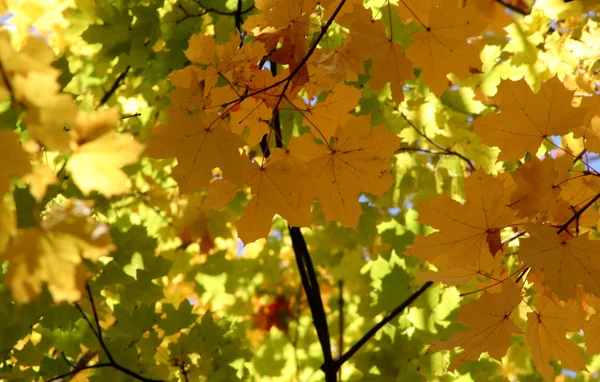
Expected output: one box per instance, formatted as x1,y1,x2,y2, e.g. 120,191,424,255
493,0,530,16
70,284,165,382
216,0,346,112
97,65,130,109
399,113,476,172
45,362,113,382
557,193,600,234
333,281,434,368
289,226,336,382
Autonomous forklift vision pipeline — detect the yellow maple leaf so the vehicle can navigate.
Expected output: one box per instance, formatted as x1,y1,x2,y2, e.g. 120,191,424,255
405,0,485,94
0,130,31,195
526,295,586,380
291,83,361,140
398,0,435,26
2,200,114,303
229,97,271,146
23,164,58,202
519,224,600,300
583,295,600,355
432,281,523,368
343,8,413,103
509,156,572,221
474,77,588,161
67,109,144,196
0,195,15,253
289,116,401,227
168,66,206,111
406,172,519,267
418,252,503,286
236,150,312,243
145,109,248,193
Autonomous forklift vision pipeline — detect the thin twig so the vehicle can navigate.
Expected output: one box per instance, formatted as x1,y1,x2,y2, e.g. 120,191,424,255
194,0,255,16
84,284,116,364
333,281,433,368
71,285,165,382
501,230,525,244
44,363,113,382
97,65,131,108
121,113,141,120
556,193,600,234
216,0,346,112
399,113,476,172
494,0,530,16
337,280,344,381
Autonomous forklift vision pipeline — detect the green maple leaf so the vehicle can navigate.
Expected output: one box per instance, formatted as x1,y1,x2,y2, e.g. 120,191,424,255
160,300,198,335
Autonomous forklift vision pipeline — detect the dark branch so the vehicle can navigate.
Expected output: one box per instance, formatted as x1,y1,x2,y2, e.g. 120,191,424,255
97,65,130,108
194,0,255,16
556,193,600,234
493,0,530,16
71,284,165,382
121,113,141,120
45,362,113,382
216,0,346,112
289,226,335,382
333,281,434,368
337,280,344,380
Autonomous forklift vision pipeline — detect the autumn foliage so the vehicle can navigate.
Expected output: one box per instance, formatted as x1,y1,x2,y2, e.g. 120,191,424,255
4,0,600,381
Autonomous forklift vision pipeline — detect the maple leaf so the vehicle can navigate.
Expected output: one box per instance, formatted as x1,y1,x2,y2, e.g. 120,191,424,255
406,172,519,267
509,155,572,221
341,5,414,103
2,200,114,303
0,130,31,196
291,83,361,139
168,66,206,111
236,149,312,243
519,224,600,300
397,0,435,26
418,251,503,286
144,109,248,193
526,295,586,380
474,77,588,161
405,0,486,94
229,97,271,146
583,295,600,355
289,116,401,227
67,109,144,196
431,281,523,368
0,196,15,253
22,165,58,202
244,0,314,87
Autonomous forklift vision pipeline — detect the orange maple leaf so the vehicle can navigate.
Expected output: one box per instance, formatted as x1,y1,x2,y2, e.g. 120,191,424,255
405,0,485,94
432,281,523,368
236,150,312,243
341,5,414,103
474,77,588,161
289,116,401,228
145,109,248,193
406,172,520,267
519,224,600,300
526,295,586,380
509,155,572,221
291,83,361,140
418,252,503,286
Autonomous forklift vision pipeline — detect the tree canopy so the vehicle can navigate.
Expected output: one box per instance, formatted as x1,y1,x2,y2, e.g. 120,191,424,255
3,0,600,381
